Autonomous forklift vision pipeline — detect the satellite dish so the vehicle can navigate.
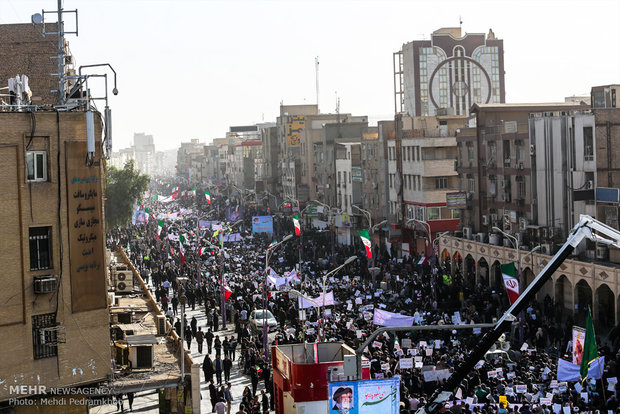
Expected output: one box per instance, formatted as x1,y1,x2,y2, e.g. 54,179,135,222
31,13,43,24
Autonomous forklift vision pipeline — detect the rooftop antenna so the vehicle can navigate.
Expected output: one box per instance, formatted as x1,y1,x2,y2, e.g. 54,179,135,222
459,16,463,29
315,56,320,113
36,0,78,106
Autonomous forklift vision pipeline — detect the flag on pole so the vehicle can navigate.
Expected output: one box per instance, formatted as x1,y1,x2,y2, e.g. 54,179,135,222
157,220,164,240
417,255,427,265
580,307,599,381
268,240,277,250
205,191,211,204
179,235,186,265
224,285,232,301
293,213,301,236
501,262,520,305
359,229,372,259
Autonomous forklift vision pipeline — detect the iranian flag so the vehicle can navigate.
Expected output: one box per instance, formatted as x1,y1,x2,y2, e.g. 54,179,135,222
359,229,372,259
267,240,277,250
157,220,164,240
501,262,519,305
189,187,196,197
179,235,186,265
282,202,292,208
224,285,232,301
418,255,427,265
293,213,301,236
205,191,211,204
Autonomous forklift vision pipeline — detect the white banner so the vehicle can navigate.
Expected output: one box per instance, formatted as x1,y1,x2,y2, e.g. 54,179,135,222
373,309,414,327
298,291,335,309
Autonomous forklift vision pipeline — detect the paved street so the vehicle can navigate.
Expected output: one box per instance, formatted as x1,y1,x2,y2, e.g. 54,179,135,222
92,282,269,414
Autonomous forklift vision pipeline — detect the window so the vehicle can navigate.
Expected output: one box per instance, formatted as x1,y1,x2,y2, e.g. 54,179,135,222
467,144,474,161
584,127,594,161
468,178,475,193
427,207,440,220
30,227,52,270
26,151,48,182
517,181,526,199
32,313,58,359
435,177,448,189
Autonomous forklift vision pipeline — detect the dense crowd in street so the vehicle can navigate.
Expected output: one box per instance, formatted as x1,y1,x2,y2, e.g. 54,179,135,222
106,183,620,414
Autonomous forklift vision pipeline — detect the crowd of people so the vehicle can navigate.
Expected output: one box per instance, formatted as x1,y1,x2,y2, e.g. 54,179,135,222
106,182,620,414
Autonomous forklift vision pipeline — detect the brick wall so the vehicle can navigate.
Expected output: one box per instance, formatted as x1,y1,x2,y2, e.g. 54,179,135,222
0,23,61,106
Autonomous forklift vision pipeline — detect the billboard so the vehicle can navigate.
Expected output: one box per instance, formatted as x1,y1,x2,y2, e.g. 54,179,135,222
286,115,305,146
446,192,467,209
328,378,399,414
252,216,274,234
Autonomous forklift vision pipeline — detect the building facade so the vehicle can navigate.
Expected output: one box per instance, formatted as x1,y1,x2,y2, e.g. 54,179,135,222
0,111,111,405
395,27,505,117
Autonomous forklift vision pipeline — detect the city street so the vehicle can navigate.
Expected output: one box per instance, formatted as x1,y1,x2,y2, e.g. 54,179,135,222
93,280,270,414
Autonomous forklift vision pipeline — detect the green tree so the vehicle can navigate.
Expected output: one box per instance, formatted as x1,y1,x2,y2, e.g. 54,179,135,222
105,160,150,229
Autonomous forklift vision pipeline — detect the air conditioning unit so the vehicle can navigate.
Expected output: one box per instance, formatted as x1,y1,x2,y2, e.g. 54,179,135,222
503,239,512,248
115,271,133,293
518,163,524,170
596,245,608,260
541,244,552,255
482,215,489,225
501,194,507,202
519,218,528,231
156,315,167,336
463,227,472,240
130,344,154,369
516,232,523,244
476,233,485,243
530,144,535,156
490,214,498,222
34,275,58,294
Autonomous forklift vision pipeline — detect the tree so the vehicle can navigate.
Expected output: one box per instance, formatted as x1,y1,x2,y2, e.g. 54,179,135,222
105,160,150,229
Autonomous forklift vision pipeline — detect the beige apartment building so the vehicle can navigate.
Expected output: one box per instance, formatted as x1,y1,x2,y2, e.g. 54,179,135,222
0,111,111,410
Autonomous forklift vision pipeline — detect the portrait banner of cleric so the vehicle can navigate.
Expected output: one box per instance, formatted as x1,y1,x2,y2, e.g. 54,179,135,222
331,386,354,414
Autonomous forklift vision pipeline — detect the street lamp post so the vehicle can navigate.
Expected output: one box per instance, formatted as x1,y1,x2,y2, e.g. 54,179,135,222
263,235,294,361
220,220,242,329
320,256,357,341
288,289,320,342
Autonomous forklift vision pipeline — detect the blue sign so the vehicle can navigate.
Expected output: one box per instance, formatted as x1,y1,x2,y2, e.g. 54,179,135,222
252,216,273,235
596,187,619,203
328,378,399,414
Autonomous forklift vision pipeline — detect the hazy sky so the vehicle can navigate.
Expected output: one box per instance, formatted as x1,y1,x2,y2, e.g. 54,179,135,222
3,0,619,151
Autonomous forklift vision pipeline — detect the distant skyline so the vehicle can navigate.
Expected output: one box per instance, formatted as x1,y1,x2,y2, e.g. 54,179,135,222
2,0,619,151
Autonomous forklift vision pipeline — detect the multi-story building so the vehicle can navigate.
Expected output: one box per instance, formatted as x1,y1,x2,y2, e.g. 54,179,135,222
387,115,463,257
456,102,594,256
176,138,205,182
394,27,505,117
360,129,388,230
0,20,112,410
133,132,156,175
0,110,111,407
277,104,320,203
591,85,620,239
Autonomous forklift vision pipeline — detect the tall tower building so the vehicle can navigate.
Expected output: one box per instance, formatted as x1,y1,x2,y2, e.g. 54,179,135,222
395,27,505,116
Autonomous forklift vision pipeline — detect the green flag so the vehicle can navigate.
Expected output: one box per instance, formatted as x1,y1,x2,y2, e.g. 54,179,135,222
580,307,598,381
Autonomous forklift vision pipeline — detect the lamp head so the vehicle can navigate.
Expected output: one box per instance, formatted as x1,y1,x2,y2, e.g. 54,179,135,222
345,256,357,265
282,234,294,242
